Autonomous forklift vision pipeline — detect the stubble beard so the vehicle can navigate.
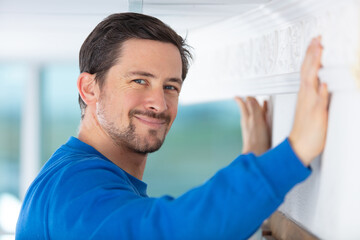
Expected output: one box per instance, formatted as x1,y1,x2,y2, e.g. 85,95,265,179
96,103,170,155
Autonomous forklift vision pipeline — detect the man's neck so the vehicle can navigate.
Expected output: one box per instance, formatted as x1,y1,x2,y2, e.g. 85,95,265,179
77,113,147,180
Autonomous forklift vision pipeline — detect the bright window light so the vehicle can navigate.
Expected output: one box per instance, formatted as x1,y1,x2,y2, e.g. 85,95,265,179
0,193,21,234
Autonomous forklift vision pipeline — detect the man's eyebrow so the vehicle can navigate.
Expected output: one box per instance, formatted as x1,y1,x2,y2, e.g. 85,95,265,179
168,78,183,86
127,71,156,78
127,71,183,85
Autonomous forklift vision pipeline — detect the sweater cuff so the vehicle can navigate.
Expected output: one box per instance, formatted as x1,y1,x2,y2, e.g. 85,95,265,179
256,138,311,199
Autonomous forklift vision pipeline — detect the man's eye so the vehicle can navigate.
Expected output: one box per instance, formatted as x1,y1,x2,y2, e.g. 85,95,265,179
133,79,146,84
164,85,178,91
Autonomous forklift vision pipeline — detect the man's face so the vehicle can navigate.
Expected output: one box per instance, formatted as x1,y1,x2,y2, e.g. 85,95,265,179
96,39,183,154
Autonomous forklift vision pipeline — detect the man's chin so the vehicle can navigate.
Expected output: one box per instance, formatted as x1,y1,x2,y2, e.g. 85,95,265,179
131,142,163,155
128,135,165,155
133,147,160,155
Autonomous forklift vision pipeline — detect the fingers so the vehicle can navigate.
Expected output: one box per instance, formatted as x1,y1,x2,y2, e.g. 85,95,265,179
301,36,323,90
246,97,262,118
235,96,249,119
235,96,266,120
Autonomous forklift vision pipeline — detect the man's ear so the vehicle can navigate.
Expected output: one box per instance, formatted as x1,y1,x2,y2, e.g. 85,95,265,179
77,72,99,106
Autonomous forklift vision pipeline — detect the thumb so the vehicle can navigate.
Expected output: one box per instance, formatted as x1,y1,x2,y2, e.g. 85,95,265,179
319,83,329,109
262,100,268,117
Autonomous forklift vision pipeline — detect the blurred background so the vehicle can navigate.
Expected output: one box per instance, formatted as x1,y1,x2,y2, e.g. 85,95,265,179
0,0,275,238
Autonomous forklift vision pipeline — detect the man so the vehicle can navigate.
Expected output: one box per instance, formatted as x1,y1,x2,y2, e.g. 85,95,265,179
16,13,329,239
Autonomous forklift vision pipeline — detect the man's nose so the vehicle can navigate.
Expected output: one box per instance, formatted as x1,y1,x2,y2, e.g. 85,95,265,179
144,87,168,113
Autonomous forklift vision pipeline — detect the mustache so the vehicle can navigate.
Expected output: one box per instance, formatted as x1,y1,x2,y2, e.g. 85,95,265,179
129,109,171,123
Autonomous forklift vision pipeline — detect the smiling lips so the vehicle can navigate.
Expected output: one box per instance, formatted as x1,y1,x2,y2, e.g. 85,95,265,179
134,115,167,128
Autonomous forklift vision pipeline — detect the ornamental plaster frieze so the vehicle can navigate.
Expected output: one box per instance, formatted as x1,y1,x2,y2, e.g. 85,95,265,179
184,0,360,102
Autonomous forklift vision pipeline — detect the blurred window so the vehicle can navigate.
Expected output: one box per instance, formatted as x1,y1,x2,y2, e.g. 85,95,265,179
40,64,80,164
144,100,243,197
0,64,26,236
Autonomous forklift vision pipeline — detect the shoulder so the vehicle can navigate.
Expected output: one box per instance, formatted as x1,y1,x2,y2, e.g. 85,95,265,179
29,150,134,206
47,152,131,190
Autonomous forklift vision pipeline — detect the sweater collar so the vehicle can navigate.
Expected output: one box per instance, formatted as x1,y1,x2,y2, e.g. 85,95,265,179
65,136,148,197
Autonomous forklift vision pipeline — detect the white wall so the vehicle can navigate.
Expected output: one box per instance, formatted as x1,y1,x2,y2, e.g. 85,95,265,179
273,91,360,239
185,0,360,238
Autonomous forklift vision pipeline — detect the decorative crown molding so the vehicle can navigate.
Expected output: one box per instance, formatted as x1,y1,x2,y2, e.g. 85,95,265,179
181,0,360,104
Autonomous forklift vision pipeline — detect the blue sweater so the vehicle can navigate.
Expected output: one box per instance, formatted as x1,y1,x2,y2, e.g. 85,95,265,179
16,137,310,239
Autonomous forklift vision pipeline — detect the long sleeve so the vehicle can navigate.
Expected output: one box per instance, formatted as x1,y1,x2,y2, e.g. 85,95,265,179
16,138,311,240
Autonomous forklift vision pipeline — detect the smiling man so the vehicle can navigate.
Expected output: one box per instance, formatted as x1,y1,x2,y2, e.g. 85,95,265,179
16,13,329,239
77,38,184,180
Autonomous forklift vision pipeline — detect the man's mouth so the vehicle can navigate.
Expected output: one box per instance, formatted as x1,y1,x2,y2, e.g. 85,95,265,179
134,115,167,128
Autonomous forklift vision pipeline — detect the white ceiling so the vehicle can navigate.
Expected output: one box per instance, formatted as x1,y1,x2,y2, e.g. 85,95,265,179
0,0,270,61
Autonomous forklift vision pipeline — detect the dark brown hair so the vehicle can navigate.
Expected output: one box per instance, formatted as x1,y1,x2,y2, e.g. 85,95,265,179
78,12,192,119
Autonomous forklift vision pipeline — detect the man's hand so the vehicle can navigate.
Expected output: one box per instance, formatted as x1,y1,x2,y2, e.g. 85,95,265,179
235,96,271,156
289,36,330,166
